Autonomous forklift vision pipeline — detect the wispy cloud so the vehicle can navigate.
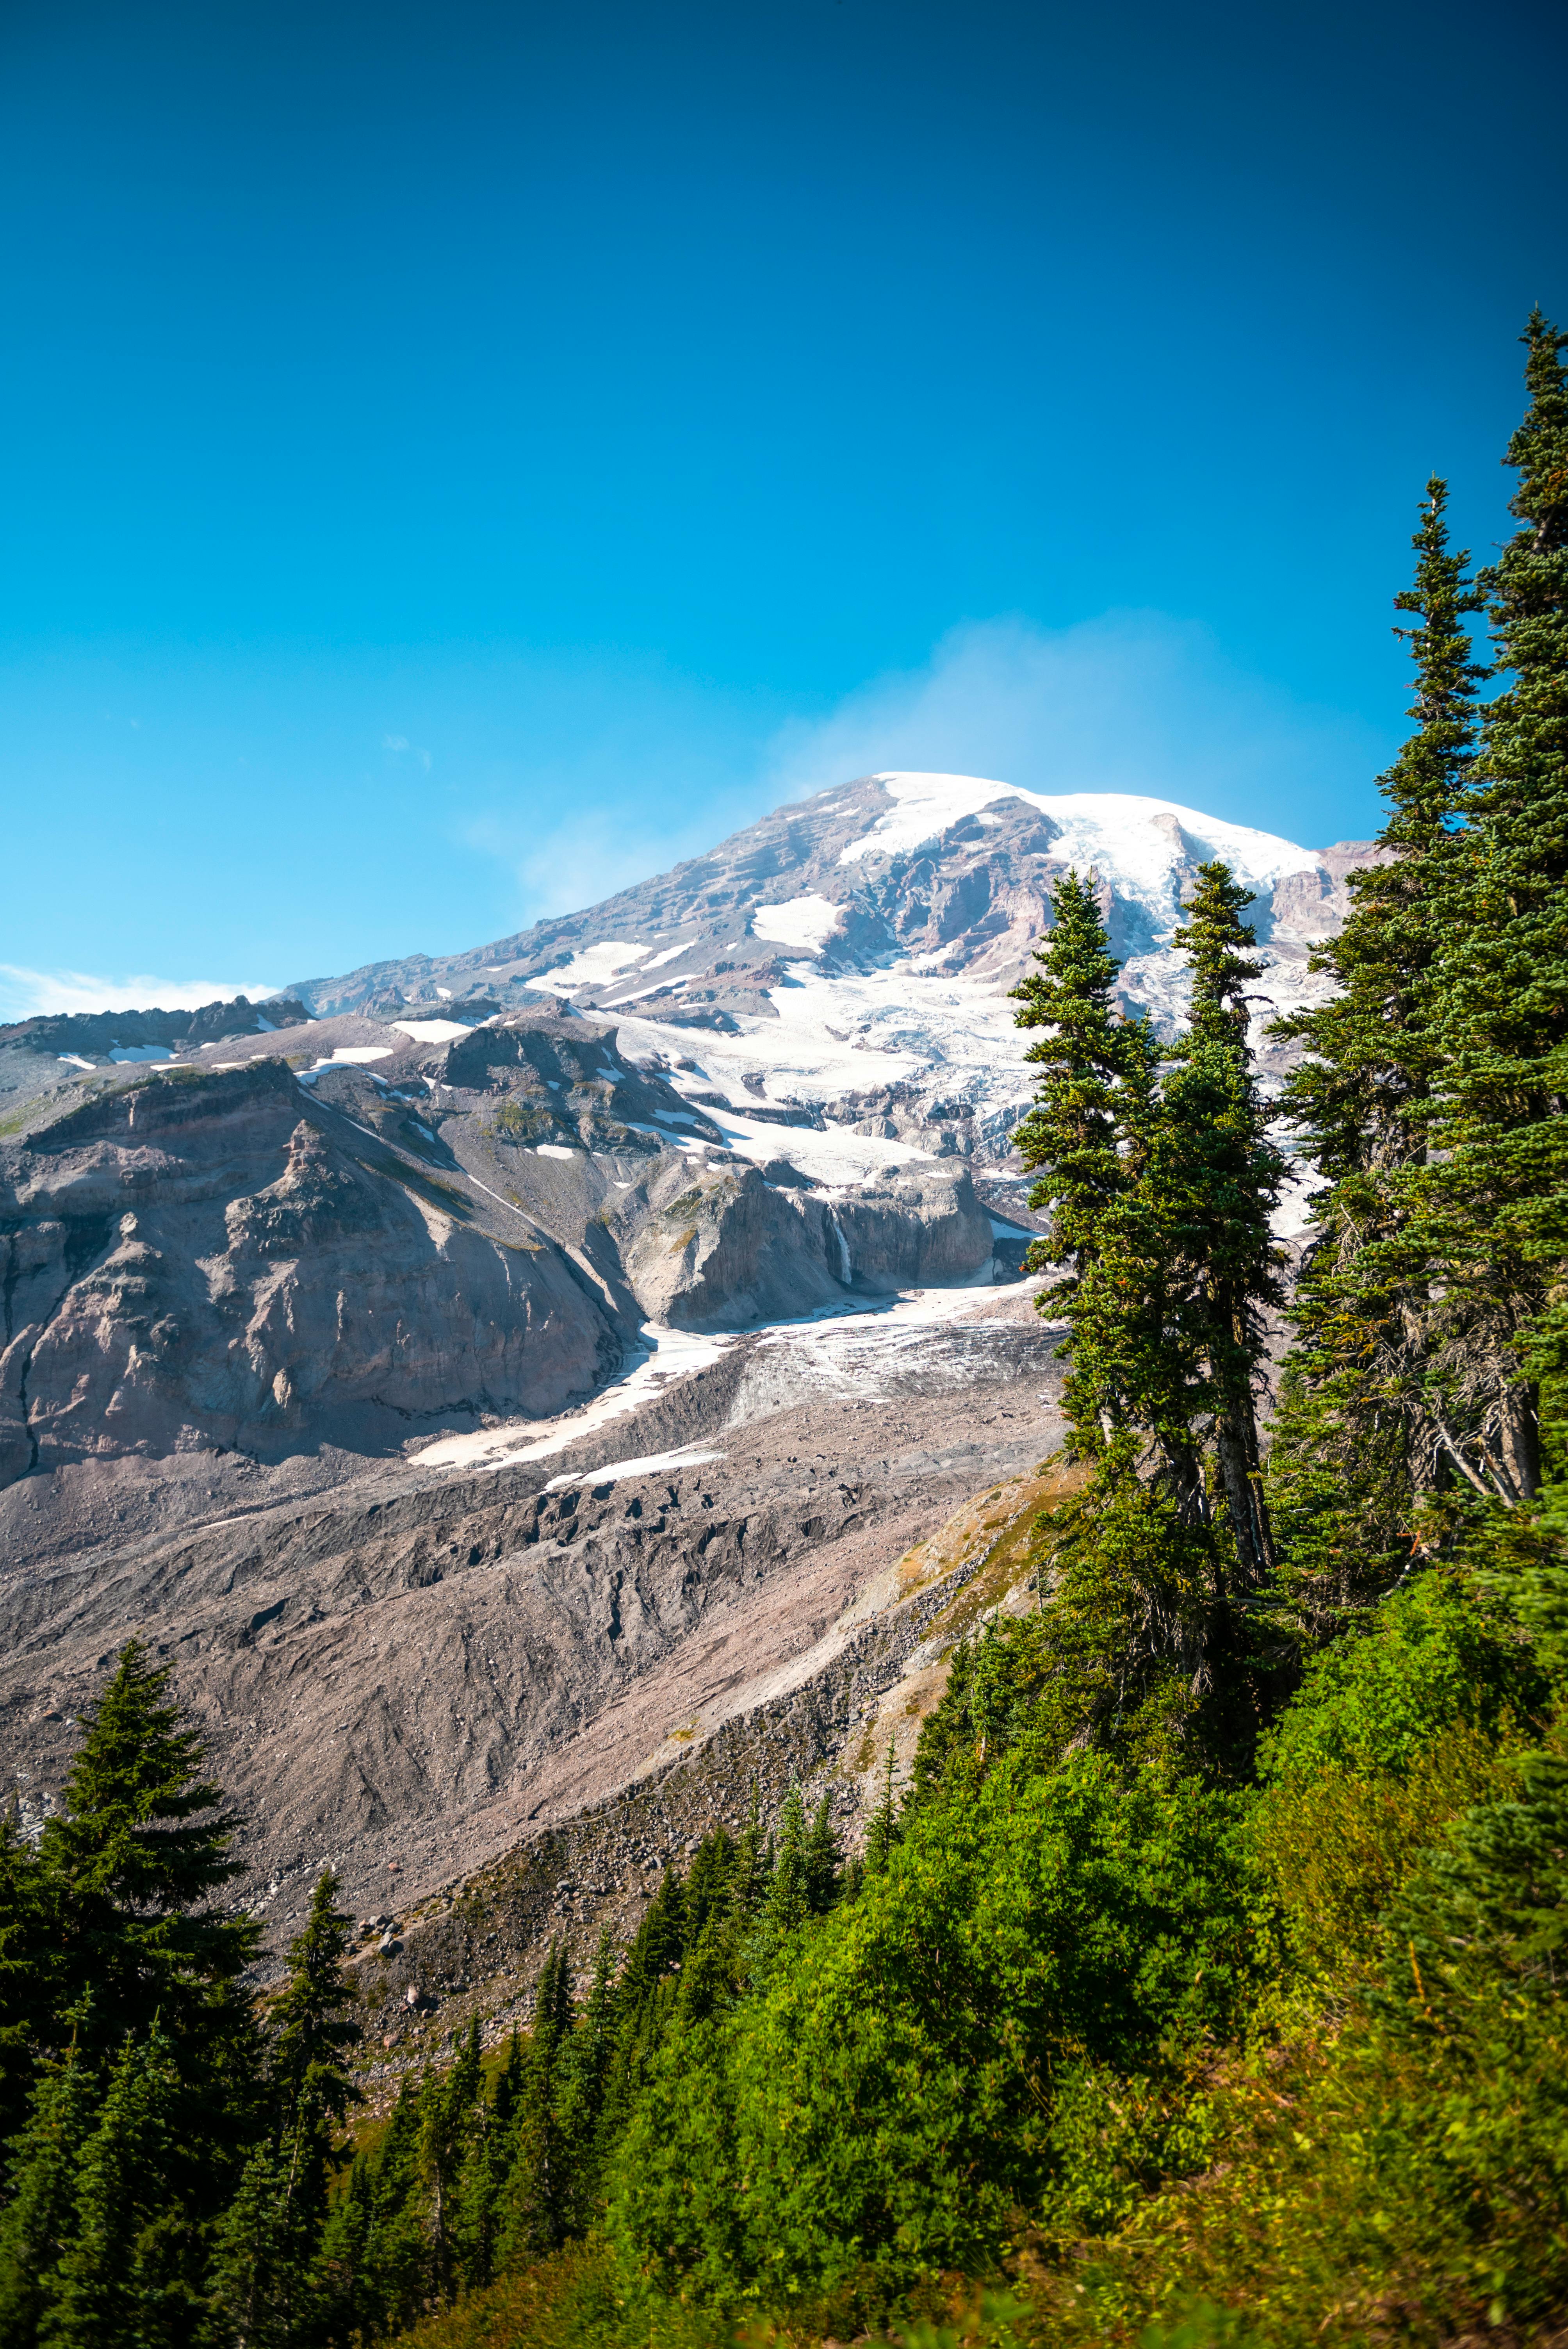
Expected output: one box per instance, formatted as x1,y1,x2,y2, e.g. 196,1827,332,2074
383,733,433,772
0,966,282,1023
464,803,732,928
762,614,1386,848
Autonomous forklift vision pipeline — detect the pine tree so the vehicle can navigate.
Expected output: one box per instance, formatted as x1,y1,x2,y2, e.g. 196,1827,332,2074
40,2025,199,2349
1011,866,1158,1300
765,1788,809,1937
37,1641,262,2208
863,1745,901,1876
0,1797,51,2150
269,1872,360,2140
356,2076,428,2338
1269,479,1487,1618
1005,861,1287,1767
454,2026,524,2290
554,1935,621,2244
729,1782,769,1921
420,2018,482,2302
208,1871,360,2347
208,2138,300,2349
308,2152,373,2347
499,1946,576,2267
802,1793,839,1916
1167,861,1287,1582
1415,311,1568,1508
0,2038,97,2349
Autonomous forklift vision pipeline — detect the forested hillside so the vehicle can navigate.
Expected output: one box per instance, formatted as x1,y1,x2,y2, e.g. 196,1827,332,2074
1,310,1565,2349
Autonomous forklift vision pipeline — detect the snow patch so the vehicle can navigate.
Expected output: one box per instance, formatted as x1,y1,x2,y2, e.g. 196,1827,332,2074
408,1324,737,1475
543,1445,726,1492
752,894,844,954
392,1018,473,1043
533,940,653,994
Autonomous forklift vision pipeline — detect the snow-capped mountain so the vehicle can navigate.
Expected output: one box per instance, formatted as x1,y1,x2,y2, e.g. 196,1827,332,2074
298,772,1377,1182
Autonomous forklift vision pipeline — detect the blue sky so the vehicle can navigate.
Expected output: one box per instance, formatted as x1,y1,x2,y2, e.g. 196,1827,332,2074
2,0,1563,1014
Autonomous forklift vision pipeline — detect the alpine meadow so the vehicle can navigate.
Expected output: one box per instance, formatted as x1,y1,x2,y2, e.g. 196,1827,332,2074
3,311,1568,2349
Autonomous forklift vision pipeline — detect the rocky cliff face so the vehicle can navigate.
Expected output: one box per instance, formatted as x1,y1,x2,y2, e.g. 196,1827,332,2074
0,1057,616,1487
0,999,1001,1493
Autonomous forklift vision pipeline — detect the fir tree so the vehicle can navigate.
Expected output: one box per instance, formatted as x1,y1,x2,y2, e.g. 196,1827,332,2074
802,1793,840,1915
40,2025,200,2349
420,2019,482,2302
0,2038,97,2349
1011,866,1158,1299
269,1872,360,2142
1416,311,1568,1507
1269,478,1487,1617
454,2026,524,2290
208,2138,301,2349
499,1947,575,2266
37,1641,262,2210
1005,861,1286,1766
356,2076,428,2339
729,1782,769,1921
863,1745,901,1876
556,1937,619,2240
1167,861,1286,1582
0,1798,51,2150
307,2153,373,2347
765,1788,809,1937
208,1871,360,2347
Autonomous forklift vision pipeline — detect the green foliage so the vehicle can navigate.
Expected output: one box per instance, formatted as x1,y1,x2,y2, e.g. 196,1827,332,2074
606,1749,1264,2319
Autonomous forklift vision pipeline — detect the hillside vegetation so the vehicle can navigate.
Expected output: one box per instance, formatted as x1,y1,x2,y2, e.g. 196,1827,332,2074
1,312,1566,2349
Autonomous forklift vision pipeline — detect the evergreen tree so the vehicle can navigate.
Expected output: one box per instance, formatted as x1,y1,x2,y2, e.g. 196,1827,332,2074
306,2153,373,2348
208,1872,360,2348
40,1643,256,2052
419,2019,482,2303
802,1793,840,1916
0,1800,51,2151
1167,861,1287,1582
208,2139,301,2349
36,1642,263,2216
356,2077,428,2339
554,1938,620,2243
1002,861,1287,1767
0,2039,97,2349
729,1783,769,1922
863,1745,901,1876
269,1873,360,2144
39,2025,201,2349
1269,479,1487,1618
454,2027,524,2290
1415,311,1568,1507
1011,866,1158,1298
499,1947,576,2267
765,1788,809,1937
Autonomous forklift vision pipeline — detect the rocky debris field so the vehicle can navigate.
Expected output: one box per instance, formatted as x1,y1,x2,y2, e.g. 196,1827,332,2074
342,1446,1074,2105
0,1278,1062,1953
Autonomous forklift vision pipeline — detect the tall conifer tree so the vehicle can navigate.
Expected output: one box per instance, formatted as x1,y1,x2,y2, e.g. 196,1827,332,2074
1011,866,1156,1299
1416,311,1568,1507
1269,481,1486,1615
